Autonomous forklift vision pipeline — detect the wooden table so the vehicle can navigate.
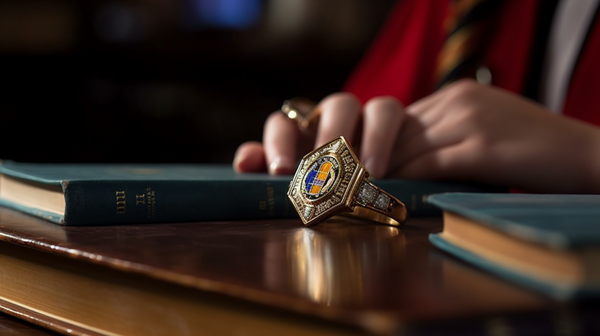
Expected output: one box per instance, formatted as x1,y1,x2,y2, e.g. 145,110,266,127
0,207,596,335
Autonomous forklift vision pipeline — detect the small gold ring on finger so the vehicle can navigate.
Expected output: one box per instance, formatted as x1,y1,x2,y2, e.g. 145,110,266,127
281,97,322,130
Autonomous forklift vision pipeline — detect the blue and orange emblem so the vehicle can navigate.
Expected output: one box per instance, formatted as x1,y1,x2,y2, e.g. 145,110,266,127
303,156,339,200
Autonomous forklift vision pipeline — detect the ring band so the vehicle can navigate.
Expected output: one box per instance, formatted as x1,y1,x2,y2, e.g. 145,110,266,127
287,136,408,227
344,178,407,226
281,97,321,129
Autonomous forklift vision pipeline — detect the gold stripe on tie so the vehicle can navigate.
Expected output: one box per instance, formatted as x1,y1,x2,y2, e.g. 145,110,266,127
434,0,501,89
434,24,482,83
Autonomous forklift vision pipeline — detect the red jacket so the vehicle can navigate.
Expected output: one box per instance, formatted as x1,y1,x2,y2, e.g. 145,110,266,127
343,0,600,126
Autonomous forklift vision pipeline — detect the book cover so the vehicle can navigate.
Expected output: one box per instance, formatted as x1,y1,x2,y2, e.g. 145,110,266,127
0,160,499,225
427,192,600,300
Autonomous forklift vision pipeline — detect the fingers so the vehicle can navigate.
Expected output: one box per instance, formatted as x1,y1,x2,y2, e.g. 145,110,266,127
391,80,483,173
405,85,447,116
244,93,361,176
315,93,362,147
233,141,267,173
263,111,299,175
392,141,475,180
360,96,405,179
397,87,454,145
390,113,467,171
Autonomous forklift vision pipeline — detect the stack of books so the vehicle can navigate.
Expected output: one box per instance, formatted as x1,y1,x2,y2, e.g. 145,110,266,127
0,160,495,225
0,160,598,335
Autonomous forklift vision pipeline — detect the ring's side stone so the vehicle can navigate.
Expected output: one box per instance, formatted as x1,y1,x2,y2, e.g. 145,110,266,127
356,181,392,211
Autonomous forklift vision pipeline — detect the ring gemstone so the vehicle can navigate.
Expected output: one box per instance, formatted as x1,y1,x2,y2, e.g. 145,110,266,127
302,156,340,200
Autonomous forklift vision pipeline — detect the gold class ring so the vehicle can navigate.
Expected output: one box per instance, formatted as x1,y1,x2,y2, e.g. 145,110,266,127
281,97,322,129
288,136,408,227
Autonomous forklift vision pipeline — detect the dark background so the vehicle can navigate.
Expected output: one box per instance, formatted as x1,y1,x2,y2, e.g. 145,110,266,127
0,0,396,164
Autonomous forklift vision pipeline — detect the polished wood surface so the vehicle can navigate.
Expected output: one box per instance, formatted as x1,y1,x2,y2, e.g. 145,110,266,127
0,301,103,336
0,207,588,334
0,312,62,336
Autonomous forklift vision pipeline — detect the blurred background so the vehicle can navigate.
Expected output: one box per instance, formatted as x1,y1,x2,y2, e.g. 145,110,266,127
0,0,396,163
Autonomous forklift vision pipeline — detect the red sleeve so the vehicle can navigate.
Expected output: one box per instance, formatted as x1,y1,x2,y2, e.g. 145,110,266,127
342,0,450,106
343,0,543,107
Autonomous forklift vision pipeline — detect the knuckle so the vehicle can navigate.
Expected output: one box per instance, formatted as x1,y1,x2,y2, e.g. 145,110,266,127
364,96,403,113
453,78,480,90
449,79,482,100
443,81,488,126
321,92,361,111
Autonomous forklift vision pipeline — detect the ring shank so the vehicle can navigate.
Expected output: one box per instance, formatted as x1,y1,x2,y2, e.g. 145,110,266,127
344,179,408,226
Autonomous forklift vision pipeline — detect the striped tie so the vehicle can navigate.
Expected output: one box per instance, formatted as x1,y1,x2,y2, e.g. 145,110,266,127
434,0,502,89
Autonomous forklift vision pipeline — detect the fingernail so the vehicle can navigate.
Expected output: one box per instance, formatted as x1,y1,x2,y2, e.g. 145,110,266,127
269,157,295,175
234,155,252,173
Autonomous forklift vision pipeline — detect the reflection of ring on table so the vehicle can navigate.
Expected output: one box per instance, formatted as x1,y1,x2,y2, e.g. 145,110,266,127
281,97,322,130
288,136,408,227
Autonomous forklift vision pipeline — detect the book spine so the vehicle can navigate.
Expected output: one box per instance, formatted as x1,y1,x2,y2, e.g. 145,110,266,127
62,179,494,225
63,180,296,225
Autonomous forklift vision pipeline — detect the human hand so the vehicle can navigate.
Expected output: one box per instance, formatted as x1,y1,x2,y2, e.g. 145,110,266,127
233,79,600,193
391,79,600,193
233,92,404,179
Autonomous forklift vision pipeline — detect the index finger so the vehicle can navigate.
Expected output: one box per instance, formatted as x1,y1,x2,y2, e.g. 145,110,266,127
263,111,300,175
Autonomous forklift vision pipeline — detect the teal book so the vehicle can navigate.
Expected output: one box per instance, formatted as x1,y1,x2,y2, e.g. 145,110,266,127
427,192,600,300
0,160,498,226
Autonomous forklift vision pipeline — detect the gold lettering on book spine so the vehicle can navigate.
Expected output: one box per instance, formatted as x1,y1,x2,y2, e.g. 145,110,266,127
146,187,156,219
135,194,146,205
116,191,126,214
267,186,275,216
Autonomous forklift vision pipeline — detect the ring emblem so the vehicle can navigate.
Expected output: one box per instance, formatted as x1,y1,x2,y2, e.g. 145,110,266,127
303,156,339,200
